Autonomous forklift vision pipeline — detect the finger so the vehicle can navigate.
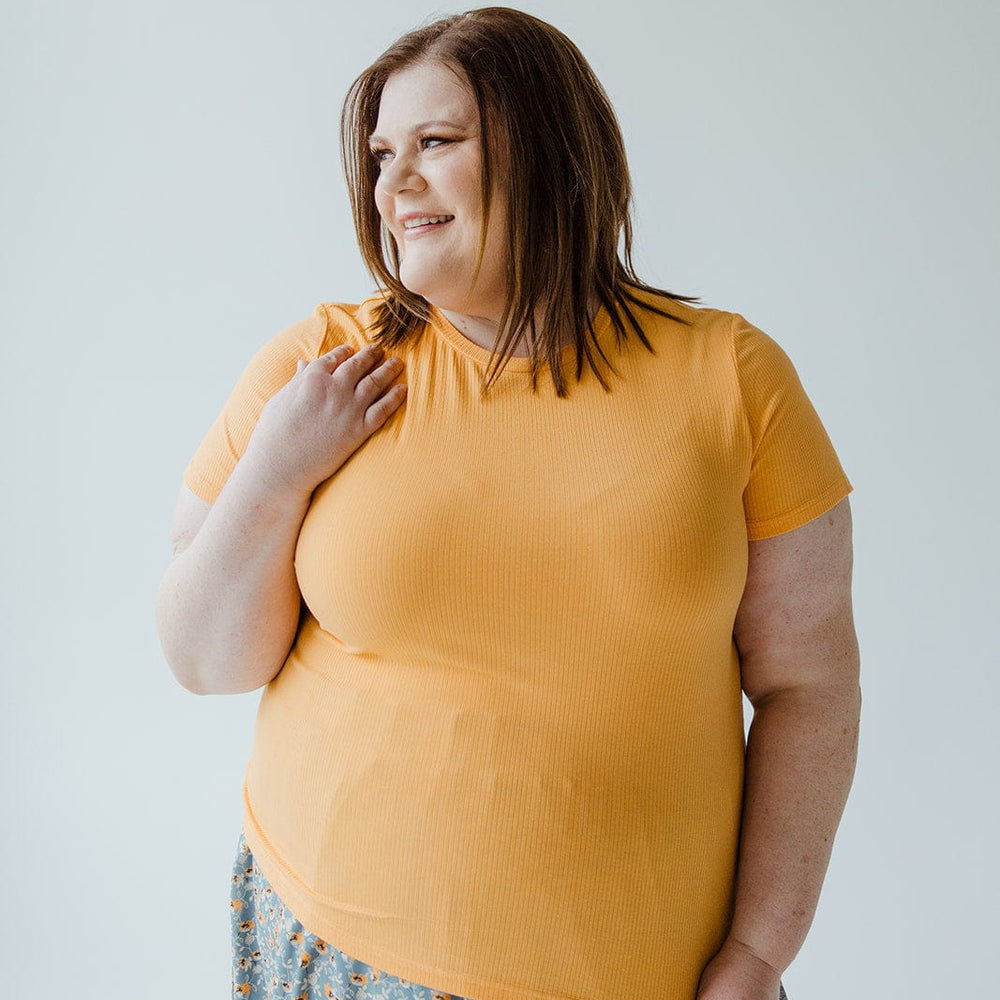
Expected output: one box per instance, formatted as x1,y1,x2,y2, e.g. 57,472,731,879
295,359,307,375
312,344,356,374
331,342,386,383
355,356,404,401
364,382,407,431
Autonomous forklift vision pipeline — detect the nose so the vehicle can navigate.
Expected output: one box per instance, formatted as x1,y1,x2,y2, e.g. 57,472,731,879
378,150,426,196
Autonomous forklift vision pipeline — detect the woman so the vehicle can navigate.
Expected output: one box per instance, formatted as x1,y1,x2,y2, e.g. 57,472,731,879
156,8,860,1000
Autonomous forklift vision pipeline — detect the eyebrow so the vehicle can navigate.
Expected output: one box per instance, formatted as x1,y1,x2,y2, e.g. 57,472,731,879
368,119,471,145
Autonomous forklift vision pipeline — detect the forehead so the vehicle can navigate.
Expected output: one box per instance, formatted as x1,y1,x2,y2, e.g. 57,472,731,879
374,61,478,131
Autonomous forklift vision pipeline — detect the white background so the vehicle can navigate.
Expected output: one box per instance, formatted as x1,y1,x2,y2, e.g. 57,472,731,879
2,1,997,996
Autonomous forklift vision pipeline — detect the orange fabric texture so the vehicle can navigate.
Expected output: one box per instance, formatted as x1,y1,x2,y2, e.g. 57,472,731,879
185,293,851,1000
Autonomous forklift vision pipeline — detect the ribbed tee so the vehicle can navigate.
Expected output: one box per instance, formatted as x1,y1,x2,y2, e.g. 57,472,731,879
185,292,851,1000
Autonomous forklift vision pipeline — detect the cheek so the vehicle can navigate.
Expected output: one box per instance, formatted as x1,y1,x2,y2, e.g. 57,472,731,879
373,173,397,219
373,185,390,223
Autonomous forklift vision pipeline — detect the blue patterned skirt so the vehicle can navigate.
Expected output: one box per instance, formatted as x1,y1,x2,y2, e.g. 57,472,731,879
231,831,469,1000
231,831,788,1000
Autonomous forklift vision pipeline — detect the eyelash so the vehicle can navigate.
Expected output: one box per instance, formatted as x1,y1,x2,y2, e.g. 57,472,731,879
369,137,452,162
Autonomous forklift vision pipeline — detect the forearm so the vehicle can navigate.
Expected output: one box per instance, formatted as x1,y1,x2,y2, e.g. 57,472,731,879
727,681,861,973
155,457,311,695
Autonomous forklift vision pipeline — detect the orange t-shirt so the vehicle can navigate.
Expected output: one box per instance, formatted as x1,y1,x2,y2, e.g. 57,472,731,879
185,292,850,1000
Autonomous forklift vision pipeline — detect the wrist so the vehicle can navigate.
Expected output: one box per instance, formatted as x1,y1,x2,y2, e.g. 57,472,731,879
235,440,318,511
697,937,783,1000
718,935,784,978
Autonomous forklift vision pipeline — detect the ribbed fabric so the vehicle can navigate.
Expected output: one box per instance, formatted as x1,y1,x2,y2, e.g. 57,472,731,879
185,292,850,1000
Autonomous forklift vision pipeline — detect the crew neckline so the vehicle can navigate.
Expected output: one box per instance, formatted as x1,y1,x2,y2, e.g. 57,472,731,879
427,304,613,374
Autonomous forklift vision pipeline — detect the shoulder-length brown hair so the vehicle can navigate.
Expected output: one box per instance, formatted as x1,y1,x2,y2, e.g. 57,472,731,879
341,6,693,395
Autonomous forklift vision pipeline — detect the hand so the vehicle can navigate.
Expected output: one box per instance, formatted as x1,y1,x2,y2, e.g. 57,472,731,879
242,343,406,498
696,937,783,1000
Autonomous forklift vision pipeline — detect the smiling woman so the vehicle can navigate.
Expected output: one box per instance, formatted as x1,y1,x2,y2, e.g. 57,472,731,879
340,8,696,394
369,63,509,334
156,8,859,1000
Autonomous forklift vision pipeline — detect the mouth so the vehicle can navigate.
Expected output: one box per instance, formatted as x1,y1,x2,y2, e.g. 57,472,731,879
401,214,455,232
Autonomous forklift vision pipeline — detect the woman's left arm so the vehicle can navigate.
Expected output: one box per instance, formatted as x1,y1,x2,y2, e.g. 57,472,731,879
698,496,861,1000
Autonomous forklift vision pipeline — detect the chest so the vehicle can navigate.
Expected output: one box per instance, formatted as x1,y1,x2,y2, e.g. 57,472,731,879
293,340,752,656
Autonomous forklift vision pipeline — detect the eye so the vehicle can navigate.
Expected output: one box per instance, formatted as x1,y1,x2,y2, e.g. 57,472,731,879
369,146,392,163
421,136,453,150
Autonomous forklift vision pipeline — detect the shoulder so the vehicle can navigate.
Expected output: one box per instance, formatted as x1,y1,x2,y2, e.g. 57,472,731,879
621,289,750,357
626,290,788,357
637,296,806,403
267,298,380,356
618,291,760,385
241,296,389,385
316,295,393,351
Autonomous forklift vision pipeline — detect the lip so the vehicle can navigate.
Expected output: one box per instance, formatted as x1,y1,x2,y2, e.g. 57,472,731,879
397,211,455,236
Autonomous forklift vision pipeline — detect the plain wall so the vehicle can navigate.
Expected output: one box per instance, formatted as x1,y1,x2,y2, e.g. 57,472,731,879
2,1,997,996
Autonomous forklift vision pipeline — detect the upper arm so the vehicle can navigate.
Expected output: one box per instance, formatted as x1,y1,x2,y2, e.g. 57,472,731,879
169,484,212,555
734,497,860,705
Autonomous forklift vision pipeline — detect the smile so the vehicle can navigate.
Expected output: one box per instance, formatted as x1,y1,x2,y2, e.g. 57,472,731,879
402,215,455,229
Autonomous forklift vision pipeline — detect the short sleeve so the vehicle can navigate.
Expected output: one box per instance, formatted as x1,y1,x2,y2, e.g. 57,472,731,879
183,304,359,504
733,315,852,540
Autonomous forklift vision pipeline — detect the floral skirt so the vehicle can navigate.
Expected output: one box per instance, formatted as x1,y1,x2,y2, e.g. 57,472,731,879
231,832,470,1000
231,831,788,1000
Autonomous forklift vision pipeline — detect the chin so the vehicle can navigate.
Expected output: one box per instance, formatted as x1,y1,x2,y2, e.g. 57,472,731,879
399,271,458,308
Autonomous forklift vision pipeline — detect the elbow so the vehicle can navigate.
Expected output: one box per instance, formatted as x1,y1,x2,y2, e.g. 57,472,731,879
155,596,270,697
176,671,269,697
155,587,205,694
154,570,293,696
162,646,276,696
841,642,863,723
157,616,279,695
167,660,225,697
156,628,219,696
173,672,214,697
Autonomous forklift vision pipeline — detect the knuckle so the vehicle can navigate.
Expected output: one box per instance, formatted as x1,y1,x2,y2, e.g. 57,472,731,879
335,351,368,377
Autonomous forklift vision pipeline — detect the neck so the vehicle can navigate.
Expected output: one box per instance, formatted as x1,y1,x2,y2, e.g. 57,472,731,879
438,307,532,356
438,299,597,358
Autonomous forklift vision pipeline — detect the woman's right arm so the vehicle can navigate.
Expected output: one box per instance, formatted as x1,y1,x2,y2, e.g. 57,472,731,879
155,343,406,695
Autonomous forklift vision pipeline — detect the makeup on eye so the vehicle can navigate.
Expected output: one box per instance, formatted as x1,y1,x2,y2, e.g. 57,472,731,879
369,135,462,163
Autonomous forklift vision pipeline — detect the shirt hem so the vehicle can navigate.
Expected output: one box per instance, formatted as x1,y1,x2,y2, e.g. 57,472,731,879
241,790,590,1000
745,476,853,540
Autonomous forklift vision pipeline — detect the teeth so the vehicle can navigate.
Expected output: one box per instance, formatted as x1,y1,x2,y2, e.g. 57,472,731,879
403,215,454,229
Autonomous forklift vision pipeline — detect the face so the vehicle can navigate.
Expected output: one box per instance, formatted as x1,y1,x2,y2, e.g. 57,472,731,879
371,61,508,319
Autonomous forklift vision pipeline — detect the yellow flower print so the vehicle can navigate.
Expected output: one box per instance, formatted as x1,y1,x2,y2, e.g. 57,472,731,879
433,994,452,1000
234,984,251,997
237,920,255,933
231,898,243,912
314,939,329,954
288,932,304,946
348,972,369,985
299,952,311,968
